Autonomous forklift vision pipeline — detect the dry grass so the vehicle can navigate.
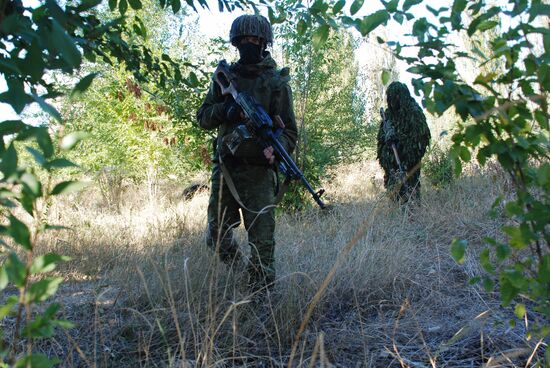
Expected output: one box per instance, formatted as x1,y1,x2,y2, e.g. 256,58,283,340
5,159,540,367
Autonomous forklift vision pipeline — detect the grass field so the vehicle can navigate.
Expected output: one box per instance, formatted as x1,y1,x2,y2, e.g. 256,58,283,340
4,159,541,367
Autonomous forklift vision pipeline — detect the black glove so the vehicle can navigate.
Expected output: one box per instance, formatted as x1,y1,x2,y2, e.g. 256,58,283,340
224,98,243,124
383,121,398,146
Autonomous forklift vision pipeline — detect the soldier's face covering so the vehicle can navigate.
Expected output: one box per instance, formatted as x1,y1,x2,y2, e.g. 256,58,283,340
237,42,264,64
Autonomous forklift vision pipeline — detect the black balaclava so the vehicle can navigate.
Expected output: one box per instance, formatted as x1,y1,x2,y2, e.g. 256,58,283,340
237,42,264,65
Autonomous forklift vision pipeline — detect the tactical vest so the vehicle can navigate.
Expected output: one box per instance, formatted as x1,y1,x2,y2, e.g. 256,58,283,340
217,65,291,160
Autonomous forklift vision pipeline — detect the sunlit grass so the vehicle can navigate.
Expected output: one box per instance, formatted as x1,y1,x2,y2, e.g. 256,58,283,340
30,159,534,367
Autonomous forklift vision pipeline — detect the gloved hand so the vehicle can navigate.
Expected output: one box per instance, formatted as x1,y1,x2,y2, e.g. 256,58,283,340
224,98,244,124
383,121,398,146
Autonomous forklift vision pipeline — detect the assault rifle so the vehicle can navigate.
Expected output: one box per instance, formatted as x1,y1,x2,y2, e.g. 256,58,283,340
380,107,408,189
213,60,326,210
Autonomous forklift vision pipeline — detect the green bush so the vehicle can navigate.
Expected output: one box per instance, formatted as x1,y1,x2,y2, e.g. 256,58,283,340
423,144,454,188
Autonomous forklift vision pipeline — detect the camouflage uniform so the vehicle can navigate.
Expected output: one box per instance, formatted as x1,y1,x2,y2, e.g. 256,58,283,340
377,82,430,203
197,50,297,290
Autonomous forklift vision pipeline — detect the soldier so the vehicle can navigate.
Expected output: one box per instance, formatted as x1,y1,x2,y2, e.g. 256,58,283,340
377,81,430,203
196,15,297,292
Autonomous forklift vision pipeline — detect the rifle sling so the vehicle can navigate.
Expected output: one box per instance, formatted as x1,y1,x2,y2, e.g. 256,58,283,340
218,153,277,215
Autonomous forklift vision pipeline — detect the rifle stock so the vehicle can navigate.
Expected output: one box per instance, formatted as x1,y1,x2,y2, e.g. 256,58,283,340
214,60,326,209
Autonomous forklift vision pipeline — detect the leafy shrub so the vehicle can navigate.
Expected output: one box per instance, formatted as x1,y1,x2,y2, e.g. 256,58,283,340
423,144,454,188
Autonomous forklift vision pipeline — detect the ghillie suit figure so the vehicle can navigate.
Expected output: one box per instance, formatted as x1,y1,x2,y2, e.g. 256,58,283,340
377,81,430,203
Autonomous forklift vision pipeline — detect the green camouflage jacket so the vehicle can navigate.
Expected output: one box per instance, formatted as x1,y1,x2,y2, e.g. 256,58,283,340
197,54,297,162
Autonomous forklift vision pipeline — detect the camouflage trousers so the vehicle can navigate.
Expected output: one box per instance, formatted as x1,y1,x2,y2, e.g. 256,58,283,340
384,168,421,204
206,160,277,290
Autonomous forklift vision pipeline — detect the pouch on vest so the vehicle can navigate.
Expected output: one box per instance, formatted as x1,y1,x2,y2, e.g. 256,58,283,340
221,124,259,156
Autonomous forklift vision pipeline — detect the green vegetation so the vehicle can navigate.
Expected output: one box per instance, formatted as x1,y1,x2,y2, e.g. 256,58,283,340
0,0,548,365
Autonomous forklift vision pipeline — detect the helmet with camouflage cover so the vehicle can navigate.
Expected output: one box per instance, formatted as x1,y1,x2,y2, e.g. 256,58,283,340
229,14,273,46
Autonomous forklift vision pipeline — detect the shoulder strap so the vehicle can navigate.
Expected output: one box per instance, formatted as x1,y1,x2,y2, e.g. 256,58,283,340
218,154,276,215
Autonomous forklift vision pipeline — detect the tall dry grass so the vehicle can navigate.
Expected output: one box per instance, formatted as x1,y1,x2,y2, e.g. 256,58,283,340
25,159,536,367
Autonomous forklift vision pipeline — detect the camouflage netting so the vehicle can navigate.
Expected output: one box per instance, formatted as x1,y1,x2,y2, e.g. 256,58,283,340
377,81,431,196
229,14,273,46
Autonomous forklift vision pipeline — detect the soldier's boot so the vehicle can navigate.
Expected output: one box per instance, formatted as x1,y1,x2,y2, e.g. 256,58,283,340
247,261,275,295
246,262,275,325
206,227,243,268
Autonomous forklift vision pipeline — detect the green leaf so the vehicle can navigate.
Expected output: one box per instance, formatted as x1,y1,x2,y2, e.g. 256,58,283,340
187,72,199,87
530,4,550,21
31,93,62,122
539,254,550,283
51,180,89,195
534,110,548,130
332,0,345,14
15,354,61,368
5,253,27,287
459,146,471,162
482,276,494,291
76,0,103,11
381,70,390,86
297,19,307,35
20,39,45,82
9,215,32,251
356,10,389,36
0,143,18,177
503,224,536,249
171,0,181,13
51,20,82,69
0,79,34,114
45,224,71,231
0,120,26,136
109,0,117,10
537,163,550,191
34,127,54,158
384,0,398,12
504,201,523,217
412,17,428,40
60,131,88,150
0,295,18,317
495,244,510,262
128,0,142,9
349,0,364,15
451,0,467,14
26,277,63,303
538,63,550,92
30,253,70,274
403,0,422,11
20,191,34,215
26,147,46,166
393,12,404,24
451,239,467,264
453,156,462,177
119,0,128,14
479,248,495,274
476,20,498,32
71,73,98,97
514,303,526,319
55,320,74,329
500,276,518,306
469,276,481,285
0,267,8,290
21,172,42,198
44,158,78,170
312,24,330,49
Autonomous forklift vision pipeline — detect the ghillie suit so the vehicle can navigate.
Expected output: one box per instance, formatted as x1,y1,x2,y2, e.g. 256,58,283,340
377,81,430,203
